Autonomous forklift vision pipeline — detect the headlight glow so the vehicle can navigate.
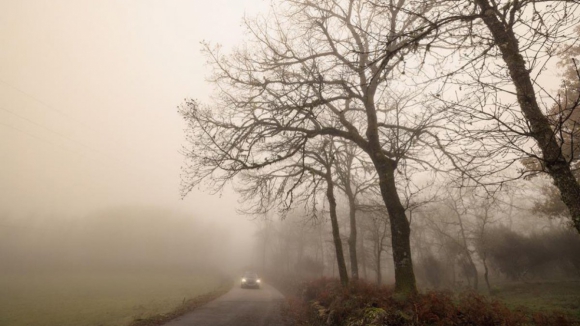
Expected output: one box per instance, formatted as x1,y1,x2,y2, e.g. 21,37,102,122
242,278,246,282
257,279,261,283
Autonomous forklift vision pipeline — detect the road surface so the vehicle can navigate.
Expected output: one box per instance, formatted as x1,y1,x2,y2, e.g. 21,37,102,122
162,283,286,326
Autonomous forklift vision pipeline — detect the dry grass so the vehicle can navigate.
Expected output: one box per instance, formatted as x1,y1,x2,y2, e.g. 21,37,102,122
129,285,232,326
0,271,227,326
492,280,580,320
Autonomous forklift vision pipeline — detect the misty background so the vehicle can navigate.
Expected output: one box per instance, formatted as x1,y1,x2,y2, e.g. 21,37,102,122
0,1,270,276
1,0,578,289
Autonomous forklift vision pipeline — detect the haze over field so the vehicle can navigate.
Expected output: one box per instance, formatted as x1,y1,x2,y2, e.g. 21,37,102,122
0,1,272,275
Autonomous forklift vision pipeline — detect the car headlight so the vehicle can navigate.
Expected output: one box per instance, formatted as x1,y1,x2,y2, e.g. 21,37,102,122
257,279,261,283
242,278,246,282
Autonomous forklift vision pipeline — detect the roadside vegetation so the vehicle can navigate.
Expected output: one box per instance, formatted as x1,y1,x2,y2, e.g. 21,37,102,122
0,272,228,326
493,281,580,320
262,205,580,325
129,281,233,326
282,278,579,326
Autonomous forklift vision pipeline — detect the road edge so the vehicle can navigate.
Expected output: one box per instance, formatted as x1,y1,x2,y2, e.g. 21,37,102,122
128,281,234,326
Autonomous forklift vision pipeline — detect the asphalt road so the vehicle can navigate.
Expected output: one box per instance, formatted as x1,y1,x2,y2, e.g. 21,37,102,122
162,283,286,326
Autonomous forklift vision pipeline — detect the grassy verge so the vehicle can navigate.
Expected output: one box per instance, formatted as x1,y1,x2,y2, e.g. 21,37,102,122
0,271,228,326
491,280,580,320
129,283,232,326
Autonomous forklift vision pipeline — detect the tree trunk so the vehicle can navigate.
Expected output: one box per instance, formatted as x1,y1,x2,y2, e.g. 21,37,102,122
470,257,479,291
371,156,417,295
297,232,305,276
483,256,491,294
326,175,349,287
360,229,368,280
319,224,325,277
451,256,456,287
464,263,472,288
475,0,580,233
262,221,269,273
376,249,382,285
456,209,479,291
346,189,359,279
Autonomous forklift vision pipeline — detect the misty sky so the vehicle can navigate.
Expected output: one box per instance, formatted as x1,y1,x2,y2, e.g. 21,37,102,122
0,1,565,226
0,0,268,229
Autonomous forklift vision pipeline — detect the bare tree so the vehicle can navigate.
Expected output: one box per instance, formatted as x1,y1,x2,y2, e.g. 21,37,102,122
359,206,391,285
410,0,580,231
302,142,350,286
259,210,327,283
333,140,377,280
179,0,456,294
424,190,480,290
239,137,351,286
525,33,580,219
474,0,580,232
472,195,497,294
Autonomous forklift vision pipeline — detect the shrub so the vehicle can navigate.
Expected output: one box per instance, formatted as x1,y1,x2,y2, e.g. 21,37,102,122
415,254,447,289
283,278,577,326
484,226,580,280
545,229,580,276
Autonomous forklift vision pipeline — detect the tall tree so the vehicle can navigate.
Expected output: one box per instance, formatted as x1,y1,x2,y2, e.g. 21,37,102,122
237,138,351,286
363,207,391,285
525,29,580,219
180,0,452,294
474,0,580,232
333,141,376,280
423,190,480,291
412,0,580,231
302,141,350,286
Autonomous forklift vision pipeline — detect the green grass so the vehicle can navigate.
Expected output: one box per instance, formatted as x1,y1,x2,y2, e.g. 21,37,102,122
492,280,580,320
0,271,226,326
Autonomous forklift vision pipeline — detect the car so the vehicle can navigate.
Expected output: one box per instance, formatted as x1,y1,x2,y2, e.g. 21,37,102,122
240,271,261,289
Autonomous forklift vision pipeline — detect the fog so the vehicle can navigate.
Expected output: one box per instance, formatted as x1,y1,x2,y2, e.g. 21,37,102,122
0,1,269,277
2,1,580,325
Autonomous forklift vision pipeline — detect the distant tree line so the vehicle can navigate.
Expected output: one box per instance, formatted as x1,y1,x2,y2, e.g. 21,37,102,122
0,207,232,274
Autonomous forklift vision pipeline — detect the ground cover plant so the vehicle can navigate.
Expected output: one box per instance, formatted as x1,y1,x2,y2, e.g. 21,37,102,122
283,278,579,326
493,281,580,321
0,272,228,326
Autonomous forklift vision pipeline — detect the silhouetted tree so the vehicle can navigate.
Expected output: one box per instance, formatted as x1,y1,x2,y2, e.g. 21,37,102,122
180,0,457,294
333,141,376,280
418,0,580,231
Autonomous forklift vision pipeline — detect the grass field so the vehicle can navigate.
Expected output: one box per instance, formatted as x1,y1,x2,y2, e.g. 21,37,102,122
0,271,227,326
492,280,580,320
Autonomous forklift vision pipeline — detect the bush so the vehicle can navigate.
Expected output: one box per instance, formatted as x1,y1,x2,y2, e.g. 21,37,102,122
484,226,580,280
283,278,576,326
415,254,447,289
545,229,580,276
